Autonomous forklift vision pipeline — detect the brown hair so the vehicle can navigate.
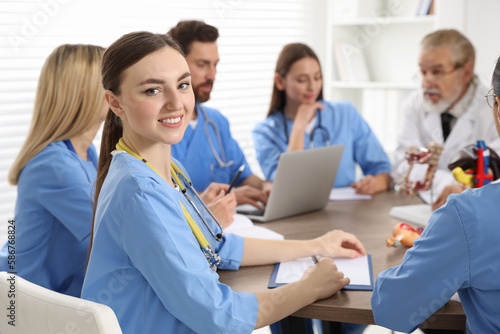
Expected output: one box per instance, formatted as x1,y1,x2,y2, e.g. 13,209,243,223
8,44,105,185
167,20,219,55
421,29,475,68
89,32,183,257
267,43,323,116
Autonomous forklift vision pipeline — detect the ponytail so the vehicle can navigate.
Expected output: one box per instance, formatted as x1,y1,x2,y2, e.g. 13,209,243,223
88,110,122,260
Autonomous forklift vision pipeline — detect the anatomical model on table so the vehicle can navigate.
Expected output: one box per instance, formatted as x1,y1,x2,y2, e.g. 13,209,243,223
386,222,424,248
390,142,442,248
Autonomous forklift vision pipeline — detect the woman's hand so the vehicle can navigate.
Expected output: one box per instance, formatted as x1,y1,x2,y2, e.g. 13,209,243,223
288,102,325,152
350,173,391,195
311,230,366,258
301,257,350,301
294,101,325,128
206,190,237,229
199,182,230,205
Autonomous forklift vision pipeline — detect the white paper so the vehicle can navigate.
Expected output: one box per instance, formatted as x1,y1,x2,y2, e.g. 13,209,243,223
225,214,284,240
389,204,432,227
329,187,372,201
275,255,371,286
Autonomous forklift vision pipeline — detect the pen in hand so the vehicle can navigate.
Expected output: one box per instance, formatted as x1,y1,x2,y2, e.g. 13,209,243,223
226,165,245,195
311,254,319,264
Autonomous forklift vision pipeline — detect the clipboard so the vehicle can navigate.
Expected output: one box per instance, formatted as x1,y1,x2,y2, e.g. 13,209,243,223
268,254,373,291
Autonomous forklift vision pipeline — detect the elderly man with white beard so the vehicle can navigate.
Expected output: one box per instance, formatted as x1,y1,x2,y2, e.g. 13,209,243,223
391,29,500,210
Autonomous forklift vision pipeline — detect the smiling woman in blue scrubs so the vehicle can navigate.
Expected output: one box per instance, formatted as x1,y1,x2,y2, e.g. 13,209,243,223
0,44,107,297
253,43,392,195
81,31,367,334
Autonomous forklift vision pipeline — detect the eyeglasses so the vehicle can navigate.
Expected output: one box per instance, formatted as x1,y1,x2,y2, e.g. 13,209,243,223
416,64,463,83
485,88,497,108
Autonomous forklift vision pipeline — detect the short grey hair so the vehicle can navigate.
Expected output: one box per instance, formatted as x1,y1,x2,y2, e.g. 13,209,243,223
421,29,475,68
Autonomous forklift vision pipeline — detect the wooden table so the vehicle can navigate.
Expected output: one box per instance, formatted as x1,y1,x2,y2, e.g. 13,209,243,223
219,191,466,331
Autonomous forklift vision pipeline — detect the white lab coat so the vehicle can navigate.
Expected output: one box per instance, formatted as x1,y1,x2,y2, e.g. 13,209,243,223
392,78,500,198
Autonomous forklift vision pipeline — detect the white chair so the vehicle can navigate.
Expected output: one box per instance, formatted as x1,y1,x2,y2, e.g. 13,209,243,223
0,271,122,334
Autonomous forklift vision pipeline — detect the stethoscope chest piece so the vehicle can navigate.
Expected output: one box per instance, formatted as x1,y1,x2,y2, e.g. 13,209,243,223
203,246,221,271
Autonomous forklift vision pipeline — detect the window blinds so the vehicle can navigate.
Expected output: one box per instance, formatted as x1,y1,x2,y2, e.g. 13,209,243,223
0,0,316,241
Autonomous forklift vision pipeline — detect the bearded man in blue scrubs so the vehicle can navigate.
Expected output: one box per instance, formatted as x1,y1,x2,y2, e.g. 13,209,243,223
168,20,272,211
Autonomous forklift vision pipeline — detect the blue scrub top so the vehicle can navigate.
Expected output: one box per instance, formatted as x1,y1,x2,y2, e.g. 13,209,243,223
82,152,258,334
252,100,392,187
171,104,253,191
372,183,500,333
0,141,98,297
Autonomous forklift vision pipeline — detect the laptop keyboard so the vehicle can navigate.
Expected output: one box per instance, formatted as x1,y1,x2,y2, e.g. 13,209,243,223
236,208,265,216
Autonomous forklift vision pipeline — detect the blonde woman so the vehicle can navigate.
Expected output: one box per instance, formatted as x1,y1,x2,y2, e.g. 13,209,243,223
0,44,107,297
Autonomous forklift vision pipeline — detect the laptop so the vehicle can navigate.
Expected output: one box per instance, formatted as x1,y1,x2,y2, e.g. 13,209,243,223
237,144,344,222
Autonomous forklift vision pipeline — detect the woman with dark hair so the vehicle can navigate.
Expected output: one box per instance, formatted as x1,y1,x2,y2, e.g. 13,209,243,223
81,32,366,334
371,57,500,334
253,43,392,195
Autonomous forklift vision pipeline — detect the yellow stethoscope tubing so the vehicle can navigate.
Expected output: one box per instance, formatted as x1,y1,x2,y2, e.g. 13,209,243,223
179,202,209,249
116,138,211,249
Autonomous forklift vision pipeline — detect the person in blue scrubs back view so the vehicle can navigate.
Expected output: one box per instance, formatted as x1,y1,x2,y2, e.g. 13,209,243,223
0,44,107,297
81,31,368,334
371,57,500,334
253,43,392,195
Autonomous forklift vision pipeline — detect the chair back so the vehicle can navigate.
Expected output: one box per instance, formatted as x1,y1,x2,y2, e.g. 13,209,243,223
0,271,122,333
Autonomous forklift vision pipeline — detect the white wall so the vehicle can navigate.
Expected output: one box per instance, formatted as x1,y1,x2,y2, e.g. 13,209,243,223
463,0,500,85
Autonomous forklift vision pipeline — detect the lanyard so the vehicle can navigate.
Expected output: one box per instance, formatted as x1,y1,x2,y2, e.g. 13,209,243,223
115,138,222,271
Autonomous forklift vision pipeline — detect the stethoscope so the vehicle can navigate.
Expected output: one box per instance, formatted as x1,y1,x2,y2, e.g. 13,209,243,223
281,109,330,148
197,104,234,168
116,138,224,271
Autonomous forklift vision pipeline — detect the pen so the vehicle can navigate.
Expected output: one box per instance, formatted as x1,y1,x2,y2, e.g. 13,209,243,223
226,165,245,195
311,254,318,264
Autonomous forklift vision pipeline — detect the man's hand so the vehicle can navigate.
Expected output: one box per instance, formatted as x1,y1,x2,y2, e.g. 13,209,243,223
432,184,469,211
233,185,269,209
